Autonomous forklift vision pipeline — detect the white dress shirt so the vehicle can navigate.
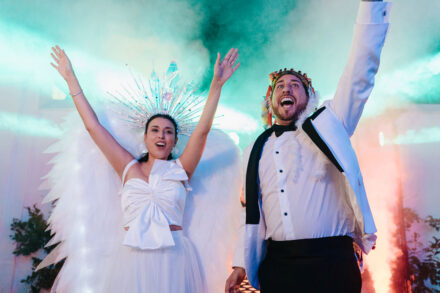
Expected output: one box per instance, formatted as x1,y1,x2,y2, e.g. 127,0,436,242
259,129,356,241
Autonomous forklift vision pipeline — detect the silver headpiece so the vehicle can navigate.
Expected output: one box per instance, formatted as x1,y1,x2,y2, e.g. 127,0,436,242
108,62,204,136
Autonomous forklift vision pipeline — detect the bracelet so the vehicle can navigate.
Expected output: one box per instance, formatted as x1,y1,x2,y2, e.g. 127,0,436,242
70,90,83,97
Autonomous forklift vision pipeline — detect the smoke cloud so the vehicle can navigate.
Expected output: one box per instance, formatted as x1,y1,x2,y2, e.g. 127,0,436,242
1,0,439,290
1,0,439,116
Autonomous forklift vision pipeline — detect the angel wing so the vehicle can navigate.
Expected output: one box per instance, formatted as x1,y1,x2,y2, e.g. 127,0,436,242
39,110,242,293
38,111,126,292
184,129,242,292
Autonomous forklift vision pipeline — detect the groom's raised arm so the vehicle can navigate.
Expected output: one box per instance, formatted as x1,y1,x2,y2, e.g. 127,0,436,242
327,0,391,136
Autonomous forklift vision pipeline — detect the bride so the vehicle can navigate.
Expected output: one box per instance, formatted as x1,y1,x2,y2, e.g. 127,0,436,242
44,45,241,292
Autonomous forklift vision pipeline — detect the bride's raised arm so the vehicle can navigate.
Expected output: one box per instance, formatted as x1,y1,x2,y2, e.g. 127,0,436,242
179,48,240,178
50,45,133,177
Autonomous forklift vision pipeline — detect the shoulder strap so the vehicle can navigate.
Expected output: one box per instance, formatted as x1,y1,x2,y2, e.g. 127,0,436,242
122,159,138,183
175,158,183,168
174,159,192,191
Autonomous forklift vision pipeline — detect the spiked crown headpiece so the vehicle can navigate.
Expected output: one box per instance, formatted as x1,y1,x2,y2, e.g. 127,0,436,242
108,62,204,137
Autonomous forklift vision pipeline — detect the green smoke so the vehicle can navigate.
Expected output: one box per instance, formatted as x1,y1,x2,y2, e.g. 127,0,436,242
1,0,439,147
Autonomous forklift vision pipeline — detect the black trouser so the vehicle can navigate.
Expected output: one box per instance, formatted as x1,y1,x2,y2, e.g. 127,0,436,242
258,236,361,293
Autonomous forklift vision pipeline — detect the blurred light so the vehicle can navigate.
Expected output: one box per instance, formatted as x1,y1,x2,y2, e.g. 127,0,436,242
216,105,259,133
0,19,130,104
227,132,240,145
52,85,67,100
74,163,82,172
78,224,86,235
0,111,63,138
386,52,440,97
379,131,385,147
427,53,440,75
364,52,440,118
0,19,261,148
80,247,89,256
392,127,440,145
0,20,54,94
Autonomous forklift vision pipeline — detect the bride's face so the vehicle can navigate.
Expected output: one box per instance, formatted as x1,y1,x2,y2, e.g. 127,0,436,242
144,117,177,160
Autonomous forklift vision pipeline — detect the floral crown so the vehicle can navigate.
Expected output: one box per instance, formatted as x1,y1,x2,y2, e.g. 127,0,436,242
269,68,314,95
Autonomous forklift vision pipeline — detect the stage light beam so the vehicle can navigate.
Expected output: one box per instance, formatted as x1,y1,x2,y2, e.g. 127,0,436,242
0,111,63,138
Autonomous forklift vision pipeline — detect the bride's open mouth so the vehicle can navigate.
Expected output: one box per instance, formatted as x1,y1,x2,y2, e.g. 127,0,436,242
155,142,166,148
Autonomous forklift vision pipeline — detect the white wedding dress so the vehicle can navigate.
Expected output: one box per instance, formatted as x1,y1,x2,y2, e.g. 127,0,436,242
38,110,242,293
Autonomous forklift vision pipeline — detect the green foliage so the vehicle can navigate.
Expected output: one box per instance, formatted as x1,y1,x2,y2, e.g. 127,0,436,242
10,205,63,293
426,216,440,232
404,208,440,293
21,258,64,293
403,207,422,230
10,205,51,255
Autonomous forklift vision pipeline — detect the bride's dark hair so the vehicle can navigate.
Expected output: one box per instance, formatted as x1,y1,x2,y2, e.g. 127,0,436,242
138,114,178,162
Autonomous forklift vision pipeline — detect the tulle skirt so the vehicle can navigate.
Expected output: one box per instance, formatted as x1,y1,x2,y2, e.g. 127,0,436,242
101,230,205,293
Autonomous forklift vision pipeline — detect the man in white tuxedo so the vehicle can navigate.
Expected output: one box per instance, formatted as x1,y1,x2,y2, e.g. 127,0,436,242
225,0,391,292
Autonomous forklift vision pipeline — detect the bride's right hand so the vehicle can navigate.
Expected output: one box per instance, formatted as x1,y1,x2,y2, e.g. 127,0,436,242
50,45,75,81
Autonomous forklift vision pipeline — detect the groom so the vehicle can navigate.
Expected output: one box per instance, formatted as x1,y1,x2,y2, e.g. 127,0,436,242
225,0,391,292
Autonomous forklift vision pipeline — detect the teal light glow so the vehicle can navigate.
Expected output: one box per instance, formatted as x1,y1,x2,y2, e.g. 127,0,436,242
0,19,129,103
1,1,439,149
384,53,440,101
0,20,53,90
392,127,440,145
364,53,440,118
0,111,63,138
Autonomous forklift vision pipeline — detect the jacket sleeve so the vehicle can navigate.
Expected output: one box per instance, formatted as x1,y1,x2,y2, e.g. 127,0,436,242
232,144,253,268
328,1,391,137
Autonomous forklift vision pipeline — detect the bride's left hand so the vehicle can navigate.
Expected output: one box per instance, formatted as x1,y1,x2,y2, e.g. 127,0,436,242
213,48,240,86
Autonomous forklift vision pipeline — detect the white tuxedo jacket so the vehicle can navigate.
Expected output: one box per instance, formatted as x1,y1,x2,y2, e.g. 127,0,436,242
235,2,392,289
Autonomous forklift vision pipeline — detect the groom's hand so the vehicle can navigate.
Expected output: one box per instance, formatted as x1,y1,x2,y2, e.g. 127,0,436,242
225,267,246,293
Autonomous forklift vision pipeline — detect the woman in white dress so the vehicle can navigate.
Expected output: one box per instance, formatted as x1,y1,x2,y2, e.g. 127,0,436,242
49,45,240,292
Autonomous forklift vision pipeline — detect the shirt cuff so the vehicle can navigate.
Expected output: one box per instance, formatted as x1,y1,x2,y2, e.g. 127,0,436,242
232,251,245,268
232,208,246,268
357,1,392,24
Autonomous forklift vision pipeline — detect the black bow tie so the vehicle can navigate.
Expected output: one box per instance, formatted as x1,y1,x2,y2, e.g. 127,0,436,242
272,123,297,137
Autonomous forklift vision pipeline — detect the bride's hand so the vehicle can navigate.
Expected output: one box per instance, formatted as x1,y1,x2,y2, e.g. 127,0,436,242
213,48,240,86
50,45,75,81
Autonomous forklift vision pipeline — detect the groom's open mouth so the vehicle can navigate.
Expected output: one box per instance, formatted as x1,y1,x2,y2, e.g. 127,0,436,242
280,96,295,109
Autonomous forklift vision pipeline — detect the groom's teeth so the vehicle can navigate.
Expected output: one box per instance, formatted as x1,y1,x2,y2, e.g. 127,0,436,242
281,97,294,106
